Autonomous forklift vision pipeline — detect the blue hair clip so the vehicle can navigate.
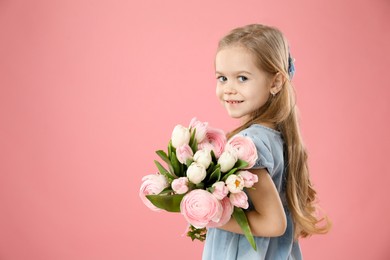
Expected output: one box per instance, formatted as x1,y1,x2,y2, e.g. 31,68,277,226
288,54,295,80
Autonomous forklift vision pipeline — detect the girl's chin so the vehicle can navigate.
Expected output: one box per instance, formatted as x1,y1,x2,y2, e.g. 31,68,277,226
226,113,251,124
226,112,245,120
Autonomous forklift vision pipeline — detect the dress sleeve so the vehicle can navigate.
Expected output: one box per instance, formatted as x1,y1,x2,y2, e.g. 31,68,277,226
240,129,275,176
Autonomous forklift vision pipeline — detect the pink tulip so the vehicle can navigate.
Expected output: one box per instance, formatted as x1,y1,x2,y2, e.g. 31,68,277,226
207,197,233,228
180,190,223,228
226,135,258,168
172,177,189,194
229,191,249,209
176,144,193,164
238,170,259,188
189,117,209,143
211,181,229,200
139,173,169,211
198,127,226,158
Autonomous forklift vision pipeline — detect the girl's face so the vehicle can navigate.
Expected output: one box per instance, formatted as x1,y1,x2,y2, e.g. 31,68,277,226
215,46,273,123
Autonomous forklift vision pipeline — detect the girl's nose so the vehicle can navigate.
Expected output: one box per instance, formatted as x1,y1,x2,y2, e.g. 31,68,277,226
223,83,237,94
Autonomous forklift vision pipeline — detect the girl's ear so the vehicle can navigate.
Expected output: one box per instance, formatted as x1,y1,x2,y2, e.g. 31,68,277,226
270,72,284,95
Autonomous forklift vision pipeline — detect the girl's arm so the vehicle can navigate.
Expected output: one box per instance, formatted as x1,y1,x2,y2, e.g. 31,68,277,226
218,168,287,237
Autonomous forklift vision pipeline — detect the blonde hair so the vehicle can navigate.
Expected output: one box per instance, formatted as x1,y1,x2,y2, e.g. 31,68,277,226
219,24,331,239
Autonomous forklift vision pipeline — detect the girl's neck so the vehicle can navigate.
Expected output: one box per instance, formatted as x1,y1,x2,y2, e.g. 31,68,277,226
260,122,277,130
241,117,276,130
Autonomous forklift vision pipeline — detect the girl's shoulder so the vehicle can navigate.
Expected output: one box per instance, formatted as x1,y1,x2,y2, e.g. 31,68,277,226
238,124,284,174
238,124,283,147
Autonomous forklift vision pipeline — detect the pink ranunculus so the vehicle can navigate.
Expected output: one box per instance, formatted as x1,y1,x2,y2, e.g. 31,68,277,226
180,190,223,228
189,117,209,143
171,177,189,194
238,170,259,188
139,173,169,211
211,181,229,200
226,135,258,168
207,197,233,228
176,144,194,164
229,191,249,209
198,127,226,158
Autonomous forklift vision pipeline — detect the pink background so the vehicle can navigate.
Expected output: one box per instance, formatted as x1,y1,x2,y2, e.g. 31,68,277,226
1,0,389,259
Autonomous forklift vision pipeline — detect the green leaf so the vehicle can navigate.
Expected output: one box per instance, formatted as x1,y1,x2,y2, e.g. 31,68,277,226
221,159,249,181
185,158,194,167
158,187,174,195
189,129,198,154
168,141,175,159
221,167,238,181
195,182,205,189
154,160,175,181
156,150,175,174
232,207,257,251
189,128,196,148
190,138,198,154
146,194,185,212
206,186,215,193
206,162,215,175
210,150,217,163
208,167,221,183
170,151,182,177
235,159,249,170
156,150,170,164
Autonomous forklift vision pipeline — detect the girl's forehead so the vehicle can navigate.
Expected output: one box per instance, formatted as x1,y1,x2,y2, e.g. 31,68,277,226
215,46,258,73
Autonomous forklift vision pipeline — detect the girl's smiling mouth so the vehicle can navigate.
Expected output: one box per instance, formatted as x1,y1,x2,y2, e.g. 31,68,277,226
225,100,244,104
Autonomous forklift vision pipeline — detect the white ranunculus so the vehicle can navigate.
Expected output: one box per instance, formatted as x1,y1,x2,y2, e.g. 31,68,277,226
218,151,237,173
171,125,191,148
193,149,212,169
225,174,245,193
186,162,207,184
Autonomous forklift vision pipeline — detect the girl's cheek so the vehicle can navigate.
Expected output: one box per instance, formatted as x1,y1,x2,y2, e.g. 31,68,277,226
215,86,221,99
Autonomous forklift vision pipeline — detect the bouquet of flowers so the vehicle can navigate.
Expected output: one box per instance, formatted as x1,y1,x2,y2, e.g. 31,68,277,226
139,118,259,250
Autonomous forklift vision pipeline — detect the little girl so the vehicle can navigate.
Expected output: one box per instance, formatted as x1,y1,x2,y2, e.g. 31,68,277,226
202,24,331,259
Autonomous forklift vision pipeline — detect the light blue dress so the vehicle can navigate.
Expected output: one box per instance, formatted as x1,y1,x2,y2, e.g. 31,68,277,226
202,124,302,260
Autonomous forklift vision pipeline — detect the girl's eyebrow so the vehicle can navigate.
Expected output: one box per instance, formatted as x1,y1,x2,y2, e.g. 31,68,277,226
215,70,252,75
236,70,252,75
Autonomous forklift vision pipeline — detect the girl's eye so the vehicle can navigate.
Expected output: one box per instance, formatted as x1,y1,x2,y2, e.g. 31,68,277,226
217,76,227,82
238,76,248,82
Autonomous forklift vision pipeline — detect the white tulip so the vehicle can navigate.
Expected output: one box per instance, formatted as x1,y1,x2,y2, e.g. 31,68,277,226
218,151,237,172
225,174,245,193
186,162,207,184
171,125,191,148
193,149,212,169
